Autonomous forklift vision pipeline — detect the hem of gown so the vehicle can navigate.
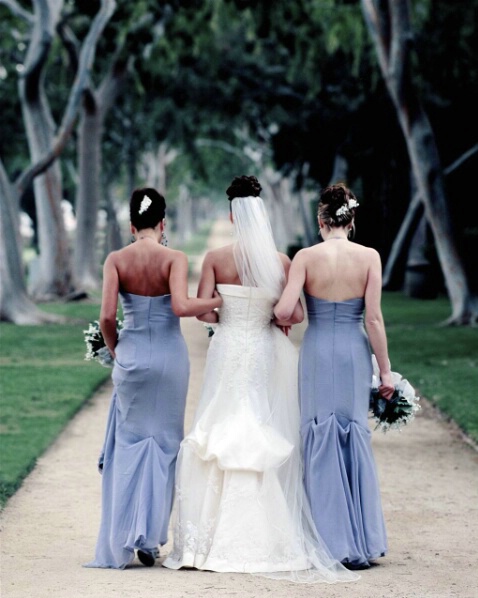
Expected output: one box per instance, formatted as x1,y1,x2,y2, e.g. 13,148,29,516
163,554,360,584
83,556,132,570
341,550,387,567
301,414,388,567
162,553,311,573
83,545,162,570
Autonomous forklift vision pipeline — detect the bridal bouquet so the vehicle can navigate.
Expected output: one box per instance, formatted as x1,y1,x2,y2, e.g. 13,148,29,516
370,355,421,433
84,319,123,367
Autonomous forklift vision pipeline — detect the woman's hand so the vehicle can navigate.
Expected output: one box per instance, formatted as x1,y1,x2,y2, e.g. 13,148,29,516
212,289,223,308
272,317,291,336
378,371,395,400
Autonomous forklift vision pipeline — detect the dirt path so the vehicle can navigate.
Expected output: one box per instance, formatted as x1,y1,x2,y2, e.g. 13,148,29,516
1,220,477,598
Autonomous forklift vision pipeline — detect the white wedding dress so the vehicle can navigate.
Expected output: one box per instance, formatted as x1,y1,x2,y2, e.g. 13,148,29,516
162,283,357,583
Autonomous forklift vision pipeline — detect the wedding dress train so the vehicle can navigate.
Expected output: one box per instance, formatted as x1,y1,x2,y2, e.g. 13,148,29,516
162,284,358,583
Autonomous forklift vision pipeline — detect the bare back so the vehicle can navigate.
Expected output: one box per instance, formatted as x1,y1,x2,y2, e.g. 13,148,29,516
302,240,375,301
113,241,177,296
111,242,178,296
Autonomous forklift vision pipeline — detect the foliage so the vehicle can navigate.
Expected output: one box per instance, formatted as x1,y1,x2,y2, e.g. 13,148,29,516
0,6,29,176
2,0,477,300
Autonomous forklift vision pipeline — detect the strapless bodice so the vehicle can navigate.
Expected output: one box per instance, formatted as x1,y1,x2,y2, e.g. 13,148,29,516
305,294,365,325
119,291,179,331
216,284,275,329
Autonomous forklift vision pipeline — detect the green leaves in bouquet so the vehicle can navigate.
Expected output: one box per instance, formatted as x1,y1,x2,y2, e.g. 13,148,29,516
370,387,420,433
84,319,123,364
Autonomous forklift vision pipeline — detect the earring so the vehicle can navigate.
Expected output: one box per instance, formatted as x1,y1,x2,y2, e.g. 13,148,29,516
160,231,168,247
130,234,136,243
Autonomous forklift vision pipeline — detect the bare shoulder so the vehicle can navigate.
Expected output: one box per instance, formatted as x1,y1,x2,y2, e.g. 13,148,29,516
204,244,234,263
350,241,376,252
278,251,291,267
362,245,381,262
167,247,187,260
295,245,321,262
104,247,124,266
349,242,380,258
164,248,188,270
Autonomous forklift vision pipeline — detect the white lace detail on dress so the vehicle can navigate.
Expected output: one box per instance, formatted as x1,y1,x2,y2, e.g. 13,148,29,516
163,286,359,583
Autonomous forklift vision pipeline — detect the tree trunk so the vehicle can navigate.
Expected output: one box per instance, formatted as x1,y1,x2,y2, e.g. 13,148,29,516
262,169,297,252
382,190,423,289
73,98,101,290
0,160,60,323
140,142,178,195
14,0,116,299
383,147,478,290
103,184,124,257
296,163,316,248
19,0,71,299
362,0,477,324
73,60,127,290
404,213,440,299
1,0,116,322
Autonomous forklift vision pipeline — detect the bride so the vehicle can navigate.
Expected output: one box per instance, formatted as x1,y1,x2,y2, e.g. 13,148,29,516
162,176,358,583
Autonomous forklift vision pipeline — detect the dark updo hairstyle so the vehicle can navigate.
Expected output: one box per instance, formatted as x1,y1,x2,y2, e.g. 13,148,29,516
226,175,262,202
318,183,358,228
129,187,166,231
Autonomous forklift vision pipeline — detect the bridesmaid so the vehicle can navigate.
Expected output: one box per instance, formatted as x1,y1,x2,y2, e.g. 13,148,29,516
85,187,222,569
274,183,394,570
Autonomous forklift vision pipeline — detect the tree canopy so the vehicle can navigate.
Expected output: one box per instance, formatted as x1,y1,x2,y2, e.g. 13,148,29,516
1,0,477,322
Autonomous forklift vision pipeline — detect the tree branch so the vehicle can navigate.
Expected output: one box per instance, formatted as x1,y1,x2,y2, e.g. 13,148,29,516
15,0,117,198
0,0,34,23
444,144,478,176
20,0,59,102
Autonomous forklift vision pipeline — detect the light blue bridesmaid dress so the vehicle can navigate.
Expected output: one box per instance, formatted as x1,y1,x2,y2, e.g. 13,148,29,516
85,292,189,569
299,294,387,568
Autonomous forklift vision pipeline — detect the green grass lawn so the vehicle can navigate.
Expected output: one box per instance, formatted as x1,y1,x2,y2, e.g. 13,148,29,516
1,289,476,509
382,292,478,443
0,300,110,507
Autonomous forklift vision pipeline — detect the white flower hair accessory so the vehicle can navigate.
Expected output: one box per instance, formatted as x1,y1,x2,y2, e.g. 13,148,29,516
335,197,360,217
335,204,349,217
138,195,152,215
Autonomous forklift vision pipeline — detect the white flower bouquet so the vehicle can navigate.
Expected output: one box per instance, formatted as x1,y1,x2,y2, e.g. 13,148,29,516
370,355,421,432
84,319,123,367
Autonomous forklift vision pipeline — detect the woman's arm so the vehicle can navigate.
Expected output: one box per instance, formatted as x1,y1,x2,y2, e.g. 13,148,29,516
170,251,222,317
364,250,394,399
99,253,120,357
273,251,306,324
196,252,220,323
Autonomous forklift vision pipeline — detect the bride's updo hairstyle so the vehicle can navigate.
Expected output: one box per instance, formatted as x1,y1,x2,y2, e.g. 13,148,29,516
318,183,359,228
226,175,262,202
130,187,166,231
